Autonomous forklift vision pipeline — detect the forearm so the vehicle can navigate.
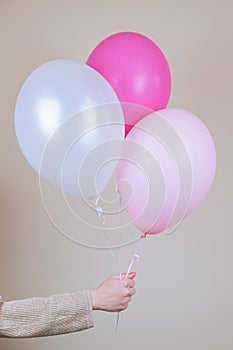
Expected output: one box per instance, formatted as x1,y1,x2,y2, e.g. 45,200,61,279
0,291,94,338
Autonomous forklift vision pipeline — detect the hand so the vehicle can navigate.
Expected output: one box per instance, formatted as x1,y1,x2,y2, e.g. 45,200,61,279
90,272,136,312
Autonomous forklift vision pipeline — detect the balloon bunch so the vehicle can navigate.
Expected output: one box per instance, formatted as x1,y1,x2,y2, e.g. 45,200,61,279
87,32,216,236
15,31,217,238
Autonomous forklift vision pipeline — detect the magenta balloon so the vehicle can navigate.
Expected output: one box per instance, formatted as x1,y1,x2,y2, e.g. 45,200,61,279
116,109,217,235
86,32,171,136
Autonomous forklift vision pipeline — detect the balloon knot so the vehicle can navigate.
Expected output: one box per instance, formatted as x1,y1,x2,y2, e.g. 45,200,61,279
140,232,147,239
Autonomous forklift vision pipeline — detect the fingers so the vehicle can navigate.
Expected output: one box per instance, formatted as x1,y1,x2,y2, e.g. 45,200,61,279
108,272,136,309
123,283,136,298
128,287,136,297
110,273,136,288
121,293,136,310
121,297,131,311
124,279,135,288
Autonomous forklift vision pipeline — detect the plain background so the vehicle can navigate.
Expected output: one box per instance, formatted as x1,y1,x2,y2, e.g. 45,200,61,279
0,0,232,349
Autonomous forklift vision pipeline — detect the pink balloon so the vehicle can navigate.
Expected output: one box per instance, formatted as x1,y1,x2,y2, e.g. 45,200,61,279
116,109,217,235
86,32,171,136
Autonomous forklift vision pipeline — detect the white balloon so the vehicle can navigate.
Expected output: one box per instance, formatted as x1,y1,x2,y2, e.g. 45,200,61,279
15,59,124,197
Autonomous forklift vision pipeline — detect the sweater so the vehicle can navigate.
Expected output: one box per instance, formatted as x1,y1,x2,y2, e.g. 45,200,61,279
0,291,94,338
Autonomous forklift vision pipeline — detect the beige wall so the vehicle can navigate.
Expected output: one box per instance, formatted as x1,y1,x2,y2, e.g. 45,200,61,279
0,0,232,349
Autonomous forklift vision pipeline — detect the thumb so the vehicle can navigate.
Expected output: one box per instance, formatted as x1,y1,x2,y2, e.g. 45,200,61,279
110,272,137,280
121,272,136,279
128,272,136,279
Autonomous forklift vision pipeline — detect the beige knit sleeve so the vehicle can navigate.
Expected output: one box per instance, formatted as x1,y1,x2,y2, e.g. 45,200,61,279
0,291,94,338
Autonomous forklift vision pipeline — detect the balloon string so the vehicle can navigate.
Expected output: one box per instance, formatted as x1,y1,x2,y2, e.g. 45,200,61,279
116,252,141,331
115,192,141,331
93,196,123,332
117,190,123,244
116,191,123,331
90,195,122,271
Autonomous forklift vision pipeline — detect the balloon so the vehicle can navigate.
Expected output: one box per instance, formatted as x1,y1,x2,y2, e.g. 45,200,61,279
15,59,124,197
116,109,217,235
86,32,171,136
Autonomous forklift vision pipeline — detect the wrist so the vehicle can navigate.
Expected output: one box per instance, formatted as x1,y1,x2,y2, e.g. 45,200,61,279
90,288,101,310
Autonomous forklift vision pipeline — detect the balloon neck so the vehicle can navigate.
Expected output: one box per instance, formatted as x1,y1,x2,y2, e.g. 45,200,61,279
140,232,148,239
